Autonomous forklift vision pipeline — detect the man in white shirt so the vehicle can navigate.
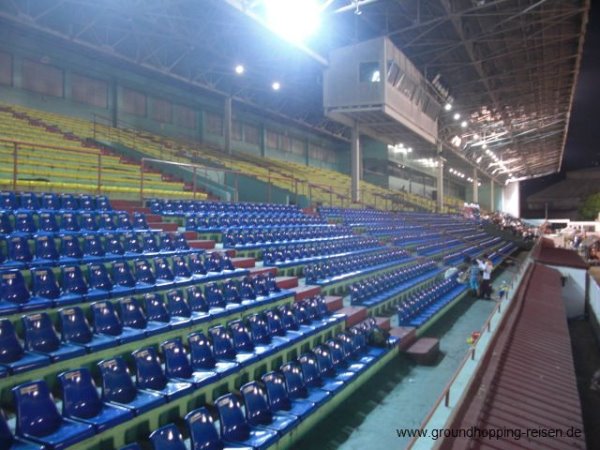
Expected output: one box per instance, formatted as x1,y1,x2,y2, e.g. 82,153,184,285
477,256,493,299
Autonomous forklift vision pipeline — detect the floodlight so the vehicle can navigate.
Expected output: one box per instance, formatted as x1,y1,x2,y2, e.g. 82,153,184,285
460,121,468,128
272,81,281,91
264,0,322,43
453,113,461,120
444,103,452,111
235,64,245,75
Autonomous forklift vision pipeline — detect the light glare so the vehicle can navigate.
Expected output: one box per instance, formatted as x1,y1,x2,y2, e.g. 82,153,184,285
264,0,321,43
272,81,281,91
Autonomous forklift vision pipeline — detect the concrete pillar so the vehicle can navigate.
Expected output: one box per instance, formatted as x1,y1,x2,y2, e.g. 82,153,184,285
224,96,232,155
351,122,360,203
473,168,479,204
436,157,444,212
490,179,495,212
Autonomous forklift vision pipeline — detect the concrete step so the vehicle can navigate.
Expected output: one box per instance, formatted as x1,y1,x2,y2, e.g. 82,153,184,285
390,326,417,351
248,266,278,277
405,337,440,365
231,257,256,269
324,295,343,312
291,285,321,302
336,306,368,327
275,276,299,290
188,240,216,250
149,222,178,232
182,231,198,240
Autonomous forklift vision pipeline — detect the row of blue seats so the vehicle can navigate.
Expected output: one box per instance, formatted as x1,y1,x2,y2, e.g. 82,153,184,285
442,246,482,266
0,210,149,237
0,253,245,314
2,317,386,450
222,226,353,249
415,238,462,256
349,260,440,305
148,198,301,215
362,225,426,236
304,248,411,285
392,232,442,246
262,236,381,266
397,277,467,327
0,192,112,212
185,213,324,231
0,231,190,268
489,242,517,265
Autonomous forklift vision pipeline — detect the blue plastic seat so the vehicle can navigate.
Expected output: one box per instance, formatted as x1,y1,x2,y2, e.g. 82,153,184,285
280,361,330,406
97,196,111,211
0,270,31,313
298,352,343,393
161,338,218,389
158,233,176,254
59,213,80,234
34,235,59,265
141,234,159,255
12,380,94,450
209,326,255,367
80,213,98,232
29,268,62,308
104,233,125,257
7,236,33,268
98,357,166,415
0,407,45,450
241,381,298,435
133,213,148,230
215,394,278,450
82,234,105,261
58,235,83,264
38,212,59,235
149,424,187,450
173,233,189,251
59,307,114,352
120,297,171,337
229,320,270,357
171,255,192,285
186,285,217,316
1,191,19,210
22,312,85,362
123,233,142,255
188,332,238,377
154,257,176,287
14,212,37,235
115,212,132,230
132,347,193,401
58,368,133,432
0,319,50,374
133,259,157,292
111,262,137,297
90,301,145,344
0,211,13,235
60,194,79,211
166,289,209,325
59,265,88,304
86,263,113,301
261,371,314,419
186,406,253,450
247,314,287,353
41,193,60,212
145,293,190,330
79,195,96,211
18,193,39,211
98,213,117,231
188,253,207,277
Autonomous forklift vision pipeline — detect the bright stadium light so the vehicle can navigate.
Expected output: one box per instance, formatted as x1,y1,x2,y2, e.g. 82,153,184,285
264,0,322,43
235,64,245,75
444,103,452,111
460,120,468,128
272,81,281,91
453,113,461,121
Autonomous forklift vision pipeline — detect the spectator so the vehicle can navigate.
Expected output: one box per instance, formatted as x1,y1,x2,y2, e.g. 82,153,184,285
469,259,480,296
478,257,493,300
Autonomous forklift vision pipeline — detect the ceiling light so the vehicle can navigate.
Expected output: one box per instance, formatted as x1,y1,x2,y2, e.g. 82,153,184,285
444,103,452,111
453,113,461,121
272,81,281,91
460,121,468,128
234,64,245,75
264,0,322,43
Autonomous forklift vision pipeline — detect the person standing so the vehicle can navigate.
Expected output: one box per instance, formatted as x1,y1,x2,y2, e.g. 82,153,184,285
469,259,480,296
478,257,493,299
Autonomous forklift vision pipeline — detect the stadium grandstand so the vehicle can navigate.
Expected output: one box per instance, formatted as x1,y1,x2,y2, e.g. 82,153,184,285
0,1,597,450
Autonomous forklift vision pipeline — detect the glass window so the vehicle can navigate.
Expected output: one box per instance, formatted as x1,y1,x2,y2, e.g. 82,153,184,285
359,62,381,83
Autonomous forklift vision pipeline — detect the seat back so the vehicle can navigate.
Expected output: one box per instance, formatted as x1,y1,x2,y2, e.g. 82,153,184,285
39,212,59,233
117,212,132,230
154,257,174,280
15,212,37,234
0,191,18,210
142,234,158,253
166,290,191,317
173,233,189,250
88,263,113,291
247,314,271,345
41,193,60,211
31,267,61,300
326,339,346,369
313,345,335,377
222,280,241,303
98,213,117,231
0,319,25,363
209,326,236,359
185,407,223,450
188,253,206,275
265,310,286,337
298,353,322,388
112,261,136,287
144,294,170,323
80,213,98,231
8,236,33,263
58,368,102,419
12,380,62,437
60,212,80,232
186,286,208,313
79,195,96,211
215,394,250,442
280,362,308,400
97,196,111,211
90,301,123,336
134,259,156,284
59,307,93,345
119,298,148,330
22,312,61,353
60,235,83,259
98,357,137,404
0,211,12,235
60,194,78,211
161,338,193,379
1,269,31,304
133,213,148,229
229,321,254,353
261,371,291,412
132,347,167,391
61,265,88,295
123,233,141,254
188,332,216,370
278,306,299,331
172,256,191,278
105,233,124,255
83,233,104,256
149,423,187,450
204,283,224,308
240,381,272,426
19,193,39,211
159,234,175,252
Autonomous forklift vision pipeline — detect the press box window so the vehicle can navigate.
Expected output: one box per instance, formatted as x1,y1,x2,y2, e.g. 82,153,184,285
359,62,381,83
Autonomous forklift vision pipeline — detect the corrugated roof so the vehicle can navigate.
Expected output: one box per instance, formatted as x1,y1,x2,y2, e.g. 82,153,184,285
535,246,589,270
443,263,586,449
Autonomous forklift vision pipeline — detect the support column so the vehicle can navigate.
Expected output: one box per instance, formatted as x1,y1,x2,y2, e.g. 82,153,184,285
351,122,360,203
436,158,444,212
490,179,495,212
224,96,232,155
473,168,479,204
